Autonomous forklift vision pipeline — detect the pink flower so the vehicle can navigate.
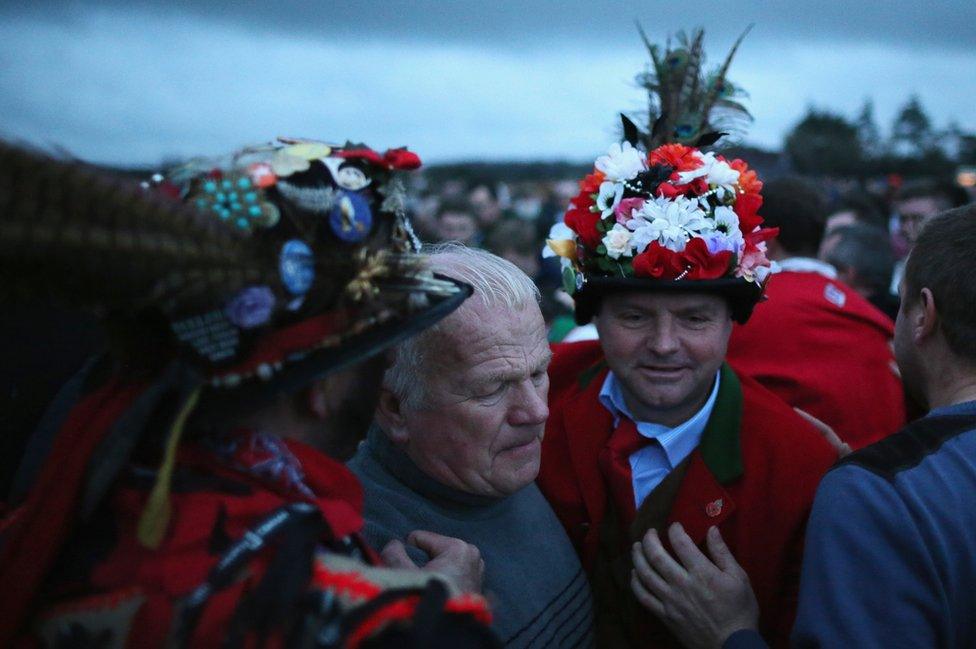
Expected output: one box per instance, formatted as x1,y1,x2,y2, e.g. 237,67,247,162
614,197,645,225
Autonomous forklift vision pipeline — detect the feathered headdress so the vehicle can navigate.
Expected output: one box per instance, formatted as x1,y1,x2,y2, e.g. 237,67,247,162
544,26,777,325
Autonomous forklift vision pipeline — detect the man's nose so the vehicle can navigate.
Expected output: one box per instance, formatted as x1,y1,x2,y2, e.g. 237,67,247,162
509,381,549,426
646,322,680,356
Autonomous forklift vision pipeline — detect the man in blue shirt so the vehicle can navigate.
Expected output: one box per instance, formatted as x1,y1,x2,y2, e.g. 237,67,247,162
629,204,976,648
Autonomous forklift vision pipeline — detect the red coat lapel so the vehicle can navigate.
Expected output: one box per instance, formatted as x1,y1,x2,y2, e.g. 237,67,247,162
666,450,735,545
665,363,745,545
561,367,614,534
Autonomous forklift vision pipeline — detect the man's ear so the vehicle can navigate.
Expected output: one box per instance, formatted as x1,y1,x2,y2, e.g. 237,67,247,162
375,386,410,444
914,287,939,343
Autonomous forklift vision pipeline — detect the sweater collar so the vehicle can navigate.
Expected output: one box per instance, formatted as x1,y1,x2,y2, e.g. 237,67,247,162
364,425,509,510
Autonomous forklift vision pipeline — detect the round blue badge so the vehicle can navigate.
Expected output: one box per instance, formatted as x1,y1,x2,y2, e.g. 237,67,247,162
279,239,315,295
329,190,373,243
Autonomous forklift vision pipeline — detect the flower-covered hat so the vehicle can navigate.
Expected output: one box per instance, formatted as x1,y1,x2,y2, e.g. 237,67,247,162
0,137,471,398
545,26,776,324
545,139,776,324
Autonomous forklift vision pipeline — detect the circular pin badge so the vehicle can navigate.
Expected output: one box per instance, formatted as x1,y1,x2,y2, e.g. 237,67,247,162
335,166,371,191
279,239,315,295
575,270,586,292
329,190,373,243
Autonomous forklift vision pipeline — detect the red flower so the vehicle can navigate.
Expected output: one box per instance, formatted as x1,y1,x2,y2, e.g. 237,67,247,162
579,169,605,194
656,177,708,200
633,242,683,279
679,238,732,280
656,182,681,199
336,148,384,166
156,180,181,200
649,144,702,173
570,188,595,211
744,226,778,250
383,147,422,170
733,192,764,233
336,147,422,170
564,206,603,249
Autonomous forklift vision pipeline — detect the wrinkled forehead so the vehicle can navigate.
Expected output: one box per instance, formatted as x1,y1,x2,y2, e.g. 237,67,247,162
438,301,548,364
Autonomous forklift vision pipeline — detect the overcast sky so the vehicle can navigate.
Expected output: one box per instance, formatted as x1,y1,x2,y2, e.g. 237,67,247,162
1,1,974,165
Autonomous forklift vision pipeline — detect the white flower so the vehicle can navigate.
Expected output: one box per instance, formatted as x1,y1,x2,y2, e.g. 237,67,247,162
543,221,577,258
713,206,738,231
601,224,633,259
711,206,745,251
629,195,712,252
676,151,740,198
703,154,740,188
596,181,624,217
595,141,646,182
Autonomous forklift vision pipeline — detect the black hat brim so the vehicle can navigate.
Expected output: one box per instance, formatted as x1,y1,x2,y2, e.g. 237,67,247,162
195,274,472,416
573,275,762,325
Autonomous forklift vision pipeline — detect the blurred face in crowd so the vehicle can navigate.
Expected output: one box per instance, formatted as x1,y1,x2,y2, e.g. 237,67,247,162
500,248,540,280
596,291,732,427
469,185,501,227
896,196,944,246
438,210,478,245
382,300,551,497
824,209,857,235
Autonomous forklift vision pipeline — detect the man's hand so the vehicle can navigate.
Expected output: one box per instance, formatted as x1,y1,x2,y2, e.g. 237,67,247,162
794,407,852,458
631,523,759,649
381,530,485,594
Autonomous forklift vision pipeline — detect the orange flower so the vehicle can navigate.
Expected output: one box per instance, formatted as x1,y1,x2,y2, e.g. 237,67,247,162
730,159,763,195
649,144,702,173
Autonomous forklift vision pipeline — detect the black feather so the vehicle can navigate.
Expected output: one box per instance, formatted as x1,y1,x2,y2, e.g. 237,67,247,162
695,132,727,148
621,114,641,146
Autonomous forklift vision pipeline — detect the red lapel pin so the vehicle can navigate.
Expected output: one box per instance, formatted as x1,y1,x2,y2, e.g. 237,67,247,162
705,498,723,518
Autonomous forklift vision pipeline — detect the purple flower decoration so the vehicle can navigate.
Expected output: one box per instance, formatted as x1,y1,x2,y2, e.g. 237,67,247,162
225,285,276,329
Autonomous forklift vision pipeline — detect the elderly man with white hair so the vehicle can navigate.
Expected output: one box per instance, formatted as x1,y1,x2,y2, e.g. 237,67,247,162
347,244,594,648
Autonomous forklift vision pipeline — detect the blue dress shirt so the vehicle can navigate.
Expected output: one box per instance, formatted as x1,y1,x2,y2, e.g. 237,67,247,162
599,370,721,508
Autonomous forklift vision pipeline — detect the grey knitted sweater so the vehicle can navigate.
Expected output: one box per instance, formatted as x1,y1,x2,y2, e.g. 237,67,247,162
348,427,594,648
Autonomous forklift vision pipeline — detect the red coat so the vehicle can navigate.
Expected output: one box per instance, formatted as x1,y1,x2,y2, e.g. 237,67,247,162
727,269,905,449
0,380,491,647
538,341,836,648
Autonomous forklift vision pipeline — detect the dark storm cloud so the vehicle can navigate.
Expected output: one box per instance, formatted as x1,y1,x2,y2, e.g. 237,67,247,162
7,0,976,51
0,1,973,164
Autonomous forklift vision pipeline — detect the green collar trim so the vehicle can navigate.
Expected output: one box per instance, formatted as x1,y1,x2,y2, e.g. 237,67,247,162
578,359,608,390
699,363,744,484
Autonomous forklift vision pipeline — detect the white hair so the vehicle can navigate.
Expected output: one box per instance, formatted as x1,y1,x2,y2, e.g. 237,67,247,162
385,243,541,409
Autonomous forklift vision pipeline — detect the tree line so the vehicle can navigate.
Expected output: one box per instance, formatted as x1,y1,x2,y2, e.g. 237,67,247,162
785,96,976,178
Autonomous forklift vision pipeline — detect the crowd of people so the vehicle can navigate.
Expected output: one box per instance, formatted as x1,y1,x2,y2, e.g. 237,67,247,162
1,26,975,649
402,170,972,346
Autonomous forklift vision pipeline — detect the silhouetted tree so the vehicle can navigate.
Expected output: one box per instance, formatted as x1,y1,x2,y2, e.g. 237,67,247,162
784,108,865,177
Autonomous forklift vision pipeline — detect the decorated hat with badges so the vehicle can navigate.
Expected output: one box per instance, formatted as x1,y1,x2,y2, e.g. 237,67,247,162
544,27,778,324
0,137,471,396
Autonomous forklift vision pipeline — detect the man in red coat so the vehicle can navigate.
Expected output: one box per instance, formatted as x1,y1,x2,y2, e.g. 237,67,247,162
539,132,836,648
727,177,905,449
